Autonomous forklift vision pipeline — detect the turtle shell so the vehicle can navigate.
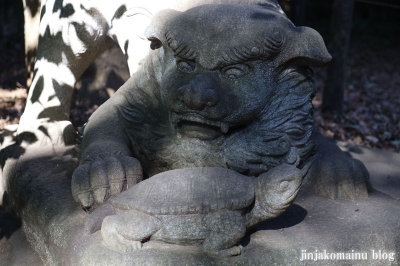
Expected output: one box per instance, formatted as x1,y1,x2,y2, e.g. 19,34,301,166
110,167,255,215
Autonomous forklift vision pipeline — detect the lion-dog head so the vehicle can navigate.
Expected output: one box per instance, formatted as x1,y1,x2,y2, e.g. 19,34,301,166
117,4,331,177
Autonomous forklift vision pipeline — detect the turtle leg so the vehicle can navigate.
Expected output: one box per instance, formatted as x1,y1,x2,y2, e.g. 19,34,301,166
101,210,161,253
202,211,246,257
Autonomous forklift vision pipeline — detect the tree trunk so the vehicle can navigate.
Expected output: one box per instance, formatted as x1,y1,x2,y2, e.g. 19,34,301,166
322,0,355,114
23,0,42,88
290,0,307,26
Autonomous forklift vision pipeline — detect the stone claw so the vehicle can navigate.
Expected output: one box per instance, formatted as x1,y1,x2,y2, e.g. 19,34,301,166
72,156,142,209
224,131,291,175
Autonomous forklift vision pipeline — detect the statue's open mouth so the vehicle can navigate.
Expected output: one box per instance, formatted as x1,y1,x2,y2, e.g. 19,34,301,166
170,113,230,140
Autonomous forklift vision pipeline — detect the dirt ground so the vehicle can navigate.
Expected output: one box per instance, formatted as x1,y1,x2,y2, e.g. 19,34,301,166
313,42,400,152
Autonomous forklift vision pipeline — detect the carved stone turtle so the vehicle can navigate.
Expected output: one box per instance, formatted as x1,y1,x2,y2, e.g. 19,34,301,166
98,165,307,257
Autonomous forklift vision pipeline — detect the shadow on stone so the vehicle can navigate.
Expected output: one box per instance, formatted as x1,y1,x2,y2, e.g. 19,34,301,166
257,204,308,230
0,206,21,241
241,204,307,247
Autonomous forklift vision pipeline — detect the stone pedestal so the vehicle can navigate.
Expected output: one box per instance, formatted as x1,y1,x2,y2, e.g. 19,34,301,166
2,146,398,265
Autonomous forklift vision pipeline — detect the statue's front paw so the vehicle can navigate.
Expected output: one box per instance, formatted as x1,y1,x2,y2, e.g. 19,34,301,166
71,156,142,210
224,132,292,175
310,154,371,200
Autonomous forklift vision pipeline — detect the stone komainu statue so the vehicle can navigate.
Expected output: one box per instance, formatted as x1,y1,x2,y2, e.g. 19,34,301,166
71,3,370,210
1,2,375,263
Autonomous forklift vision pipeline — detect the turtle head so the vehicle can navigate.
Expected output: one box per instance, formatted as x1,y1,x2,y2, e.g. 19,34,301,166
246,163,310,228
256,164,305,213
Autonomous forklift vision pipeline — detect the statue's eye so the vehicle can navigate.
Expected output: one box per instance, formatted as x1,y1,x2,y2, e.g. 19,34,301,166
222,64,250,79
280,181,289,190
177,60,195,73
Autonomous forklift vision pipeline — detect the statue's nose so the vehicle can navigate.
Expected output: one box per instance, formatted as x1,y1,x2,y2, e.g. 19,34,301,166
177,75,219,111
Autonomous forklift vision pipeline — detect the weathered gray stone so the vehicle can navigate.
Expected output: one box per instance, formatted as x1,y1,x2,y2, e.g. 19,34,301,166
92,166,307,256
1,1,384,265
72,3,369,212
2,146,399,265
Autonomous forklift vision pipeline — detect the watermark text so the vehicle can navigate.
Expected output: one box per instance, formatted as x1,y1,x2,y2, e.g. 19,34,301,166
300,250,396,262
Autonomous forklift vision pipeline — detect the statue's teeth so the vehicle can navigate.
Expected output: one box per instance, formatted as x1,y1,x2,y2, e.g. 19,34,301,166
220,123,229,133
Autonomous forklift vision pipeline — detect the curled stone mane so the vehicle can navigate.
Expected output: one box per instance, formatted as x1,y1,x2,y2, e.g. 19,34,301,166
259,65,316,166
221,65,317,175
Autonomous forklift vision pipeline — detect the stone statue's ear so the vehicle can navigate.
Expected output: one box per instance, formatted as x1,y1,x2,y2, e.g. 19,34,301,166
145,9,181,50
148,37,163,50
281,27,332,67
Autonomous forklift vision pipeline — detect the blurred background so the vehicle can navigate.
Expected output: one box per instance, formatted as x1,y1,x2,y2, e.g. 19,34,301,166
0,0,399,151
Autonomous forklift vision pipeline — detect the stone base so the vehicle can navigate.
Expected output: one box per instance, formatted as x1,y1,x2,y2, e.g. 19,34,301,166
1,146,399,265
